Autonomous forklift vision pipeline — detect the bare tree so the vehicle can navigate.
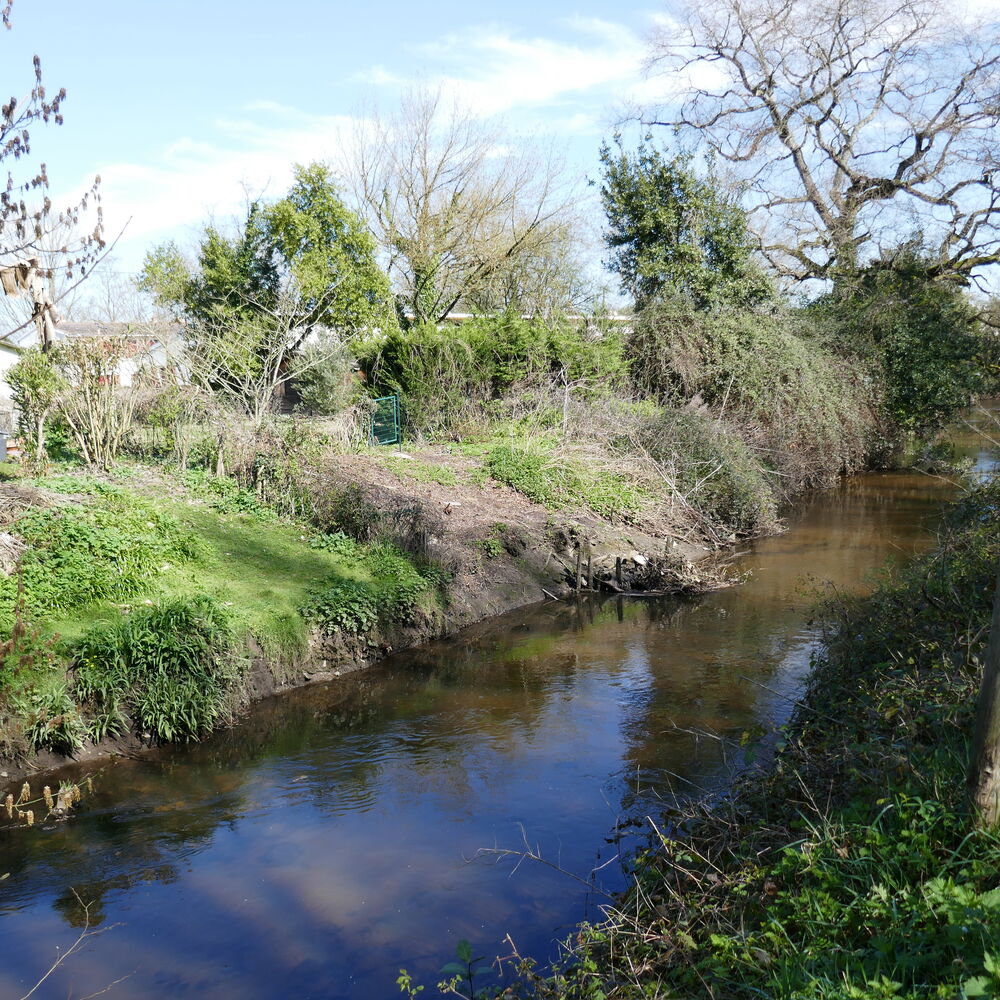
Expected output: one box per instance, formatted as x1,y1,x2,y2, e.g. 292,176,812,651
0,2,104,343
463,216,599,318
645,0,1000,285
176,286,351,428
55,336,142,470
352,87,578,323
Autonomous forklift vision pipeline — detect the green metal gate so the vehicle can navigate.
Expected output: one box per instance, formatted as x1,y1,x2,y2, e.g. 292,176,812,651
371,395,401,446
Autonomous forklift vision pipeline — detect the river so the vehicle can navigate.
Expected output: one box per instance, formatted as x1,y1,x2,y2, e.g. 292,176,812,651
0,406,997,999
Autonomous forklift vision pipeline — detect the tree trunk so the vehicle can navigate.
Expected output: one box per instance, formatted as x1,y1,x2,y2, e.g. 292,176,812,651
968,557,1000,825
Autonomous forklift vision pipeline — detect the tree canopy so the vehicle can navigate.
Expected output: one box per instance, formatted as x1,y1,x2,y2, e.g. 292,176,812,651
139,163,394,421
352,87,577,325
599,138,772,309
140,162,394,339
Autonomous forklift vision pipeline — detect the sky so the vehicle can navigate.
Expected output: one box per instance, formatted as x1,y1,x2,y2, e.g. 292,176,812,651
1,0,671,277
4,0,999,290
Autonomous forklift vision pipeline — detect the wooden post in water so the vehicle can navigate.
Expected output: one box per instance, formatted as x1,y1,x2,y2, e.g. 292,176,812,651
574,544,582,592
616,556,623,589
586,544,593,591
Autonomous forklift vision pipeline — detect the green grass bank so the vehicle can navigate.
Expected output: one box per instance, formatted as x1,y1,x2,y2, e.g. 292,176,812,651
0,467,446,760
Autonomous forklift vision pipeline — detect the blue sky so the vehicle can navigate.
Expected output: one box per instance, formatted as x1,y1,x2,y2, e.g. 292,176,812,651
3,0,670,274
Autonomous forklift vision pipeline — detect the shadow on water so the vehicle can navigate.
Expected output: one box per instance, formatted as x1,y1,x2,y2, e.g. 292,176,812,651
1,404,999,999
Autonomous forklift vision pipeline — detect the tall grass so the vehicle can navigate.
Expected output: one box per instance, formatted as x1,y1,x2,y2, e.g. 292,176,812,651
74,595,243,742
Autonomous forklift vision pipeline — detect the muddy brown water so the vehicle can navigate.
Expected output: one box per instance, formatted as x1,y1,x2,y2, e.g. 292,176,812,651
1,407,998,1000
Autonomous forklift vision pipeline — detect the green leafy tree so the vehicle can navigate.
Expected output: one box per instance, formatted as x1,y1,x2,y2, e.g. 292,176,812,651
599,138,772,310
265,162,395,334
7,347,64,470
135,241,191,320
139,163,395,420
819,250,984,434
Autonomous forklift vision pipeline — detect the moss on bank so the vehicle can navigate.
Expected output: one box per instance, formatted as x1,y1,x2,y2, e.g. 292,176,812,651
490,476,1000,999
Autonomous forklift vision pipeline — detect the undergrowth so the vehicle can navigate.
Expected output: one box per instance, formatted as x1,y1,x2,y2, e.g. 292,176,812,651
301,540,442,634
486,443,644,521
0,484,202,629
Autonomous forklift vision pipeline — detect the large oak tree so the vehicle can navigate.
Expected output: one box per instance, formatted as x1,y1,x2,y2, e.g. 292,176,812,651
645,0,1000,286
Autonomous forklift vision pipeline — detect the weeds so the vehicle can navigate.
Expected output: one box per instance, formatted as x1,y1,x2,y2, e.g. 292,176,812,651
486,443,643,521
301,541,440,635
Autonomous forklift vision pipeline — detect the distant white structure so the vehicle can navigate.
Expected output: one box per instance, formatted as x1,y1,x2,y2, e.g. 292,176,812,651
0,320,182,432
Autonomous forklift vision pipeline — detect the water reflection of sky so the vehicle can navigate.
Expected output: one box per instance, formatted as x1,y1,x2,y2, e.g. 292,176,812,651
1,413,998,999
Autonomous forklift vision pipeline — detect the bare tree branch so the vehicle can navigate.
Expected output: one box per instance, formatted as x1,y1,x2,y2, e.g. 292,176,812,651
644,0,1000,283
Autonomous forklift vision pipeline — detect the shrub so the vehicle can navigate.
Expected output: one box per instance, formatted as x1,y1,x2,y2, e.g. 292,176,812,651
636,409,780,535
357,315,627,434
301,541,436,634
74,595,242,743
818,253,986,435
628,302,874,486
14,680,87,753
7,348,65,471
290,332,359,415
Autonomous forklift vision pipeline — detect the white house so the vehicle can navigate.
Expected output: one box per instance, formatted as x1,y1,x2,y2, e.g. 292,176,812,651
0,320,181,438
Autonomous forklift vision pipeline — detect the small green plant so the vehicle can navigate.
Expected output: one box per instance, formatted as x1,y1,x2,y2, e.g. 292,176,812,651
300,578,380,633
308,531,362,558
74,595,242,743
438,939,494,1000
301,542,438,634
14,680,87,753
481,537,503,559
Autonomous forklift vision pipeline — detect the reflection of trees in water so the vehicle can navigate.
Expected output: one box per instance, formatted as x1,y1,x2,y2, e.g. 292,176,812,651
0,598,661,933
610,473,950,824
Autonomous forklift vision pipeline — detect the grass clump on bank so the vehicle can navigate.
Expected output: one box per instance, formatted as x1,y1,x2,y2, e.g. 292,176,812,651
501,475,1000,999
74,595,241,743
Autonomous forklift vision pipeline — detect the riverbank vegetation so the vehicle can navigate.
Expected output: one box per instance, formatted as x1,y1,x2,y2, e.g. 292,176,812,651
0,0,997,793
464,460,1000,999
0,467,444,758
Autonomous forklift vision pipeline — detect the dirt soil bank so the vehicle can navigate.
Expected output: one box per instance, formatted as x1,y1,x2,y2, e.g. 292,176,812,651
0,449,736,787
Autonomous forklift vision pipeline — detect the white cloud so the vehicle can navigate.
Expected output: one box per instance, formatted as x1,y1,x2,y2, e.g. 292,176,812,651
50,16,669,271
53,110,361,271
388,19,649,118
